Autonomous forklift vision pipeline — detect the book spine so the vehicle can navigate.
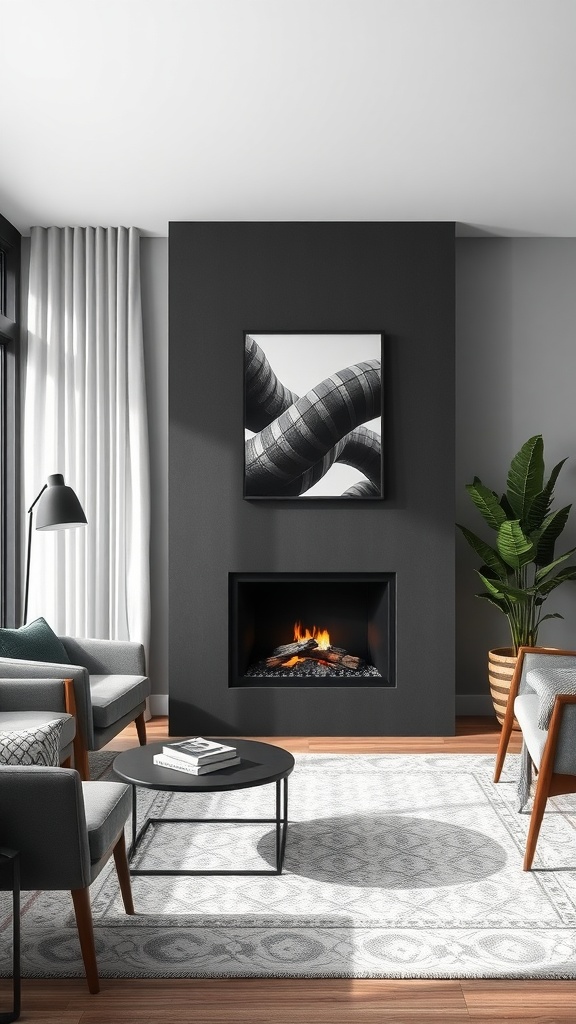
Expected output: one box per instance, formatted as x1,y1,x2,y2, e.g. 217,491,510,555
161,747,237,765
153,755,203,775
154,754,241,775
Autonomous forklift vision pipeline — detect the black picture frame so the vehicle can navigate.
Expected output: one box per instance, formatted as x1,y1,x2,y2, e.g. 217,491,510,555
243,331,384,501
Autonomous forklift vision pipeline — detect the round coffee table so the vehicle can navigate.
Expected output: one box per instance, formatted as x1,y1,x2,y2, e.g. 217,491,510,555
113,738,295,876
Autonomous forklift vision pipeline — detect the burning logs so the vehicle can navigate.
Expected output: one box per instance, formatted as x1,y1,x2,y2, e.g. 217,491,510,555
305,648,365,671
264,638,365,672
272,639,318,658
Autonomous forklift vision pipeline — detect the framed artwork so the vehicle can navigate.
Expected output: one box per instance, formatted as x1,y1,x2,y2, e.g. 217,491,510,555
244,332,383,499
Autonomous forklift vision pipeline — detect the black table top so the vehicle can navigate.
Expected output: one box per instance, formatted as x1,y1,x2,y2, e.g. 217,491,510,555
112,738,295,793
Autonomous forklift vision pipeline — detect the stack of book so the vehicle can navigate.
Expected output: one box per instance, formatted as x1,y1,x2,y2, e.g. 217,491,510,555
153,737,240,775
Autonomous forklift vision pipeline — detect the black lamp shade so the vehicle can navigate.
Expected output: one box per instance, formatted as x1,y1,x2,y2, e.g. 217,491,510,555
35,474,87,531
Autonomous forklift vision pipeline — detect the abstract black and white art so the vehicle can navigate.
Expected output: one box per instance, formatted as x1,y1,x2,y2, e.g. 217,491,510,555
244,333,383,499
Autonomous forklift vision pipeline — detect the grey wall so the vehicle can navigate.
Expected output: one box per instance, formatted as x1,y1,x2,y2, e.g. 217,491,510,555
25,230,576,718
169,222,456,736
456,238,576,698
140,237,169,704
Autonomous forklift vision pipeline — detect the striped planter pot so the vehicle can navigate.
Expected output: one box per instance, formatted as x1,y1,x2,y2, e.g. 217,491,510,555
488,647,520,729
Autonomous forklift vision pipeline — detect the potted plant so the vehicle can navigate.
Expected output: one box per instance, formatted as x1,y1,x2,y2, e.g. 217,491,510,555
458,434,576,725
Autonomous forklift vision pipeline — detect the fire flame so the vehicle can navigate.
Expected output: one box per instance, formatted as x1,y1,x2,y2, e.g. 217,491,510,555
294,621,331,650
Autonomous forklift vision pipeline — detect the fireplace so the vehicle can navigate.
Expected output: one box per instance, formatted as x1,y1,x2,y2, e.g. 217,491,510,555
229,572,396,688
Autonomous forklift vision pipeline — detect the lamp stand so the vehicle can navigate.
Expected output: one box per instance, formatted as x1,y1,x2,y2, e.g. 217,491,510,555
22,485,47,626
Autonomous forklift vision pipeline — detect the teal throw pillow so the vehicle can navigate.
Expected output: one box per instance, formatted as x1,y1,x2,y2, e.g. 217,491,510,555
0,617,71,665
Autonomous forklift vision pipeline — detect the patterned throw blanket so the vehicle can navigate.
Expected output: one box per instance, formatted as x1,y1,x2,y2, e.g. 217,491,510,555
516,662,576,811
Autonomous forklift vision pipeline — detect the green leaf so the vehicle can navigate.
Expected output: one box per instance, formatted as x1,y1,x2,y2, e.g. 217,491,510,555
499,493,516,519
456,524,510,580
525,458,568,532
496,520,535,569
506,435,544,520
534,546,576,584
536,565,576,596
465,478,507,531
537,613,564,624
476,592,509,613
534,505,572,566
497,582,533,602
476,571,530,603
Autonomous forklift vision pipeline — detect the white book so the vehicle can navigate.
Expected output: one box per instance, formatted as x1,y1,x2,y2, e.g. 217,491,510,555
153,753,241,775
162,737,237,765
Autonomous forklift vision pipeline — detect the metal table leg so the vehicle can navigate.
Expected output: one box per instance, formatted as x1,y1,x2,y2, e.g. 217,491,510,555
127,777,289,876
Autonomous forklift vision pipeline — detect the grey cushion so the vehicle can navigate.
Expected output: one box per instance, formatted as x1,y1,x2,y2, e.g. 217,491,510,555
0,678,69,713
514,693,548,768
82,780,131,862
60,636,145,675
0,710,75,753
0,717,64,766
90,674,149,728
0,617,71,664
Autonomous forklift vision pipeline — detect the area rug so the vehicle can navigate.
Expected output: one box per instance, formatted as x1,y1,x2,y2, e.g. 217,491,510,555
2,752,576,979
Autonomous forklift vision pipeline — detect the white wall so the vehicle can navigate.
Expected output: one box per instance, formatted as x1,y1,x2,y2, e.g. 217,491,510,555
456,239,576,700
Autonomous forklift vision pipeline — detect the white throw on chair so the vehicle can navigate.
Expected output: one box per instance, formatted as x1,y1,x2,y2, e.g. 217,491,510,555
494,645,576,870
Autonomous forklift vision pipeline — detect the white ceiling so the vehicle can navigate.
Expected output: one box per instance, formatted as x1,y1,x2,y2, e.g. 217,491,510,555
2,0,575,237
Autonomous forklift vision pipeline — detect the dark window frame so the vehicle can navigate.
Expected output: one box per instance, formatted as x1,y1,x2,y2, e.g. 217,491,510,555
0,212,22,627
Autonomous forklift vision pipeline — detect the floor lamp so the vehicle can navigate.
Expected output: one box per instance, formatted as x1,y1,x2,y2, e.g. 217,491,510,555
23,474,87,625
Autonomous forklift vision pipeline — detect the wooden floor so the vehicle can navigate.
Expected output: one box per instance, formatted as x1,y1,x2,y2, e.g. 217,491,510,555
8,717,576,1024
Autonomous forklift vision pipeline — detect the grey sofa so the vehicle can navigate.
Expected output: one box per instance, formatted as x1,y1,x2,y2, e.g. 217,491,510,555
0,636,150,779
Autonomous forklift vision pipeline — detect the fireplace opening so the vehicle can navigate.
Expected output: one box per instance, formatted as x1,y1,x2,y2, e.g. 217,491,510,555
229,572,396,688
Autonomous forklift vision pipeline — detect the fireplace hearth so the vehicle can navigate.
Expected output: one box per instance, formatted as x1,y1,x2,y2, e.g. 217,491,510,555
229,572,395,688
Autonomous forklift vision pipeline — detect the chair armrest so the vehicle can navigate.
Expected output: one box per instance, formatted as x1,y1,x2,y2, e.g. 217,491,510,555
0,766,91,889
0,658,94,748
59,636,146,676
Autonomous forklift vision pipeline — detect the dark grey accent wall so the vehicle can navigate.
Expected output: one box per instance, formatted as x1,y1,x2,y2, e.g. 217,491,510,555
169,222,455,735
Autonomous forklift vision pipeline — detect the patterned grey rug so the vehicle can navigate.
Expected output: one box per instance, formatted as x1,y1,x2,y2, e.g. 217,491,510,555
2,752,576,979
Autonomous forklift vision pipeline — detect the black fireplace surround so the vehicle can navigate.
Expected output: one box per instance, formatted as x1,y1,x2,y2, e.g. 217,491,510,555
229,572,396,688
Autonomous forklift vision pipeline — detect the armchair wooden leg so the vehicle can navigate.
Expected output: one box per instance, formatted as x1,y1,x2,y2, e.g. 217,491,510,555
494,712,514,783
135,711,147,746
523,773,551,871
71,887,100,994
113,832,135,915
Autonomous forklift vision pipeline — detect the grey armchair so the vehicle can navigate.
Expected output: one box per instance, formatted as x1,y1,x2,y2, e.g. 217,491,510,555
0,765,133,993
0,636,150,780
494,645,576,869
0,677,83,769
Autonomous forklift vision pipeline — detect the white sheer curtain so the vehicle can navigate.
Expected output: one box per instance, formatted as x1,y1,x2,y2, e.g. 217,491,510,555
24,226,150,653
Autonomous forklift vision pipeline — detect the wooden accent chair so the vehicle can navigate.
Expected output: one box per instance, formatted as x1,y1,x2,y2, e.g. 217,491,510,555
494,645,576,870
0,765,134,993
0,636,149,780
